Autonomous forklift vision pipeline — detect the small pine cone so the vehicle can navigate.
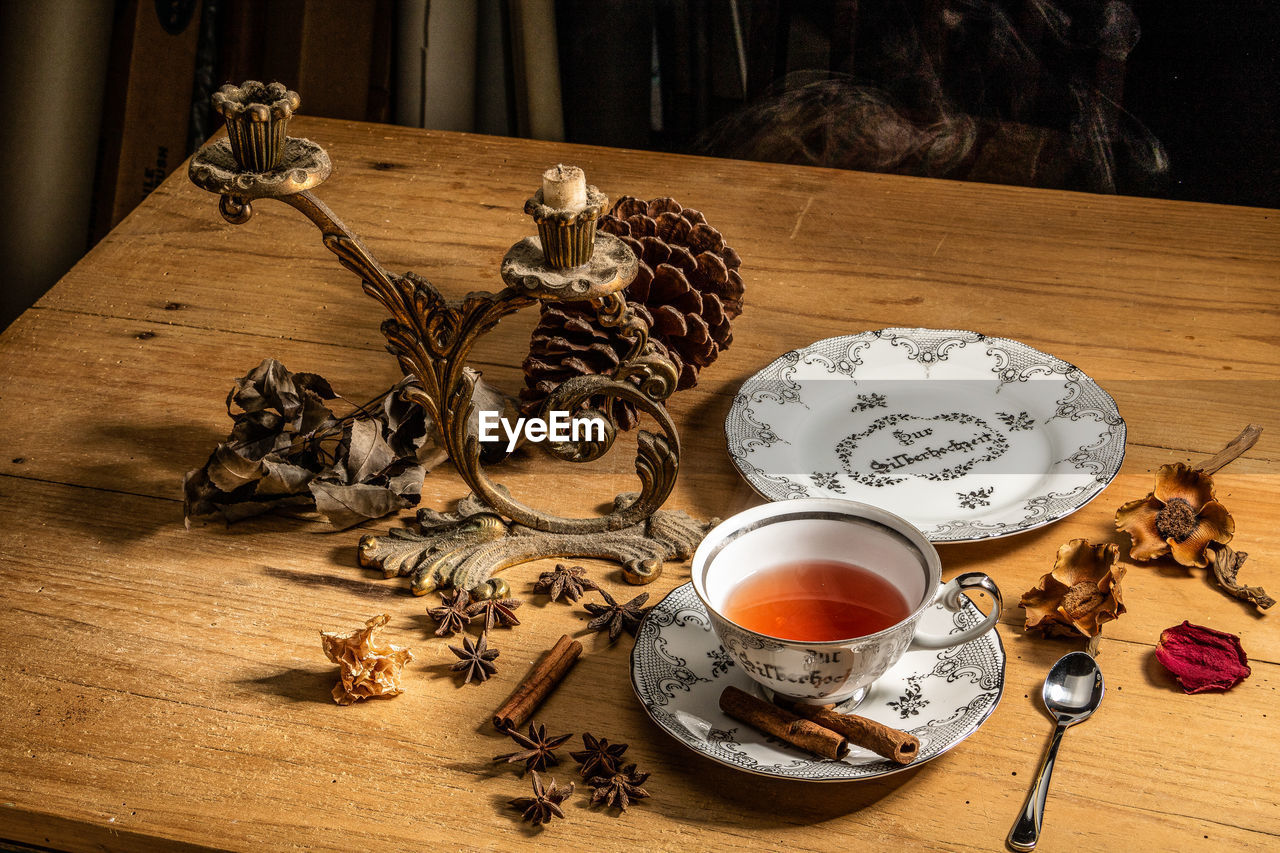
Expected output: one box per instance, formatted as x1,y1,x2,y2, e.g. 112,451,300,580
520,196,743,424
520,304,642,430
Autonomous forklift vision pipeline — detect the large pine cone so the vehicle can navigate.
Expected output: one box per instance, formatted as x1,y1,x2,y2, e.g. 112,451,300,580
520,197,744,429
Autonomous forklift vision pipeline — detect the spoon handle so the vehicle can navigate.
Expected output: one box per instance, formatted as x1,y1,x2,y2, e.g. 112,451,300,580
1007,721,1069,851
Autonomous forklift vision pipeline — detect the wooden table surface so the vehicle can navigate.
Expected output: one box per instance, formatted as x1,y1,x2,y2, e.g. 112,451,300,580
2,117,1277,852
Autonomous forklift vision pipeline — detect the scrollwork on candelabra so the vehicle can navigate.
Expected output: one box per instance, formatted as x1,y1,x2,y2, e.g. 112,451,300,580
189,81,715,597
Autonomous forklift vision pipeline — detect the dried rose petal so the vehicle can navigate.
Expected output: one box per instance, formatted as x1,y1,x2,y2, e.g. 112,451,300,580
1155,621,1251,694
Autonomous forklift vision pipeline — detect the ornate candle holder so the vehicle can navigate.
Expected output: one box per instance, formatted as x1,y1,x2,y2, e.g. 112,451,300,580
189,82,714,598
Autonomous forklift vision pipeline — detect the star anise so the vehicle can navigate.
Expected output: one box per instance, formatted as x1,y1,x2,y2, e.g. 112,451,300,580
427,589,476,637
534,563,600,603
448,634,499,684
496,721,574,772
509,771,574,826
570,732,629,778
583,590,651,641
587,763,650,811
467,596,523,631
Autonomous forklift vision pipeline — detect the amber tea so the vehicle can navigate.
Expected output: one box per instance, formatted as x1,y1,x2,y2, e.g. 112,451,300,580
722,559,912,642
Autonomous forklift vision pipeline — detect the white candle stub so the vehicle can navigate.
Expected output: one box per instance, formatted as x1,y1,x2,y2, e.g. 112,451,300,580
541,164,588,212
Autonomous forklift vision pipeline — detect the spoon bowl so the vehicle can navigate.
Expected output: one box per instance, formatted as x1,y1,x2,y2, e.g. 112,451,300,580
1044,651,1105,722
1007,652,1104,851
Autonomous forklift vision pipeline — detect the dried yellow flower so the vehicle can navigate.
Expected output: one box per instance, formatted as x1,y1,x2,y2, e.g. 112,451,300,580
320,613,413,705
1115,462,1234,568
1020,539,1126,638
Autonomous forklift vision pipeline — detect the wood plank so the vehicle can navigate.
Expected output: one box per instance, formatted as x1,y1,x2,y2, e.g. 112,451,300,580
1,118,1277,851
30,118,1279,462
1,478,1277,852
0,300,1276,663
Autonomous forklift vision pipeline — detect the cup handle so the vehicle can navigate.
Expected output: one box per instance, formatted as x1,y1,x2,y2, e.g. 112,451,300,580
910,572,1003,650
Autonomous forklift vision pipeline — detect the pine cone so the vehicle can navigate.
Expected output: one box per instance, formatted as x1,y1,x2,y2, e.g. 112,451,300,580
520,197,743,428
520,304,643,430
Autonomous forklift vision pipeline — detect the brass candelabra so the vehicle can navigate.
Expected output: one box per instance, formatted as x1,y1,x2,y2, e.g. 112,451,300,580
188,82,714,599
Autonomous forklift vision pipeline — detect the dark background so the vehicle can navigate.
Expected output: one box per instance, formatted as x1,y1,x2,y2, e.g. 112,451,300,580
0,0,1276,331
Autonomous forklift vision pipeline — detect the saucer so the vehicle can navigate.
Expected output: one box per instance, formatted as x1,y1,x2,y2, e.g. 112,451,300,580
630,582,1005,782
724,328,1126,542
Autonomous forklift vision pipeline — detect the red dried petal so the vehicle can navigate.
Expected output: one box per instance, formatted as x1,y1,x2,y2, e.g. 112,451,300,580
1155,621,1251,694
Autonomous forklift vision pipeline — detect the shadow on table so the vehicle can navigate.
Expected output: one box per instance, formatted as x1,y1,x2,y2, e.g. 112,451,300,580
260,563,401,600
94,419,226,494
240,666,336,704
667,750,925,826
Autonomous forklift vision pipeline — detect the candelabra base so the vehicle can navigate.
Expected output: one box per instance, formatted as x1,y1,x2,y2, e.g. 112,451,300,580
358,490,718,598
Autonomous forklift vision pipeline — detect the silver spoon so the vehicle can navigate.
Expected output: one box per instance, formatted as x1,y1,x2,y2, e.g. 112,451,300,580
1007,651,1105,851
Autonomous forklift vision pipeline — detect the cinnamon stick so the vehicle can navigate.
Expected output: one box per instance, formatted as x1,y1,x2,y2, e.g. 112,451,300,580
719,686,849,761
778,700,920,765
492,634,582,731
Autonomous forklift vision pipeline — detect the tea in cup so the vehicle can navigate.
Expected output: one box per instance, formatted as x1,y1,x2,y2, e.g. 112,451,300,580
691,498,1002,705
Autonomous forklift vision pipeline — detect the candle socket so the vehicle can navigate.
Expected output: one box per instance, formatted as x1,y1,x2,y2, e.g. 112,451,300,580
525,182,608,269
212,81,300,172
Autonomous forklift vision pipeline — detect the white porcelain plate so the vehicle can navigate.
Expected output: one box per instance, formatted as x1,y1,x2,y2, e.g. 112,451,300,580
630,582,1005,781
725,328,1125,542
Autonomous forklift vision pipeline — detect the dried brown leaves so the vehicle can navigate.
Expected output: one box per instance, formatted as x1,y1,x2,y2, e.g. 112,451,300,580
184,359,445,529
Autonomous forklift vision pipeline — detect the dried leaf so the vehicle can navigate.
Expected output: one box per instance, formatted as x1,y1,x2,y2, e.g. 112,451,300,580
185,360,440,529
255,456,315,496
382,377,442,464
1155,621,1251,693
292,371,336,400
384,464,425,501
344,418,396,484
204,443,264,492
227,358,303,418
309,480,416,531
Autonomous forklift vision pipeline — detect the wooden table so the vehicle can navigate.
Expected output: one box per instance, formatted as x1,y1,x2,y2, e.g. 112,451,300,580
2,117,1277,852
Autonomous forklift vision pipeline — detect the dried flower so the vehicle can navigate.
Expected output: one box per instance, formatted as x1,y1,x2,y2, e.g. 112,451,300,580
584,590,651,641
1020,540,1126,639
495,722,574,772
535,564,600,603
1155,621,1251,693
1116,462,1235,568
570,732,629,778
587,764,651,811
467,596,523,632
509,772,574,826
320,614,413,705
448,634,499,684
428,589,476,637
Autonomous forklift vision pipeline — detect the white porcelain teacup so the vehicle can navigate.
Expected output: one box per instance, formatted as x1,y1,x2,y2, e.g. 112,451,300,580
691,498,1002,705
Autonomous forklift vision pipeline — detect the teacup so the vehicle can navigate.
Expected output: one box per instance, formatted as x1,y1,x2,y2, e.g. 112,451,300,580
691,498,1002,705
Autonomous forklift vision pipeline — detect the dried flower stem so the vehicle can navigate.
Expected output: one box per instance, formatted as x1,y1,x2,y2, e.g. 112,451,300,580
1192,424,1262,475
1211,545,1275,610
1187,424,1271,610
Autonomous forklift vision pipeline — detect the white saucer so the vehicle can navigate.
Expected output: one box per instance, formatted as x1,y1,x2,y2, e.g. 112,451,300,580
724,328,1126,542
630,582,1005,781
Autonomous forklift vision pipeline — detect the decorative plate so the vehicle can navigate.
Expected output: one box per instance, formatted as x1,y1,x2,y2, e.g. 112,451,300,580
725,328,1125,542
630,583,1005,782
